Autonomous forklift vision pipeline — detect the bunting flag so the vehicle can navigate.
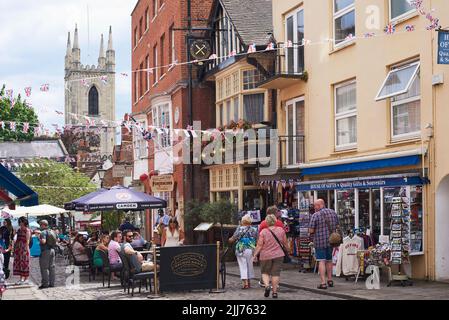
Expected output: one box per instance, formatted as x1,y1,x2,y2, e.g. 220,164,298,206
25,101,32,108
384,23,396,35
22,122,30,133
345,33,354,41
247,43,257,54
100,75,108,85
363,32,376,38
286,40,293,48
0,121,4,129
9,122,16,132
208,54,218,60
426,18,440,30
265,42,275,51
405,25,415,32
24,87,32,97
40,84,50,92
10,98,15,109
410,0,423,9
55,110,64,115
100,120,108,127
229,50,237,57
120,73,129,77
81,79,90,87
147,68,154,74
5,89,13,99
301,39,312,46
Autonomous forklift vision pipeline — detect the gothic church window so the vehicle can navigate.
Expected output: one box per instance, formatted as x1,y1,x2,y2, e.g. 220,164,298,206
88,86,99,116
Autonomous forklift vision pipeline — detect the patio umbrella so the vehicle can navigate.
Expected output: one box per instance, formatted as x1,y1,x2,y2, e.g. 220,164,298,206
64,186,167,212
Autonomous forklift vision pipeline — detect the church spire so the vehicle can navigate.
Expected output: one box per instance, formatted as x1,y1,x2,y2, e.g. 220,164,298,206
65,32,72,71
107,26,113,51
98,34,106,68
106,26,115,72
72,24,81,69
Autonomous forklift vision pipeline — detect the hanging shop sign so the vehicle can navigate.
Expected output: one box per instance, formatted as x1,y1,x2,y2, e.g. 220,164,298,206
438,31,449,65
296,176,424,192
112,165,133,178
159,244,218,292
150,174,174,192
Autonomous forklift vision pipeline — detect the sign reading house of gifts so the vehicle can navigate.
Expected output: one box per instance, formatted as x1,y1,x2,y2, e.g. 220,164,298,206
438,31,449,65
159,245,218,292
150,175,174,192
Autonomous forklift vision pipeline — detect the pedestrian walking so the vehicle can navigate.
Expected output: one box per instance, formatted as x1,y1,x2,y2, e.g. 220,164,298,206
228,214,257,289
253,214,289,299
0,219,14,279
36,220,57,289
308,199,341,290
161,218,184,247
13,217,31,285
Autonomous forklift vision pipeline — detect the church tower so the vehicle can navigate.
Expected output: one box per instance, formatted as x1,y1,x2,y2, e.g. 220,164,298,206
64,25,116,157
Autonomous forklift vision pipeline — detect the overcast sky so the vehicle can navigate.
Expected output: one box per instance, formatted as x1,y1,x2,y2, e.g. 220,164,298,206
0,0,136,132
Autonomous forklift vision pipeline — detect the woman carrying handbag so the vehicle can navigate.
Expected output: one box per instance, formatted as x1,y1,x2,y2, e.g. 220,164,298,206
253,214,290,299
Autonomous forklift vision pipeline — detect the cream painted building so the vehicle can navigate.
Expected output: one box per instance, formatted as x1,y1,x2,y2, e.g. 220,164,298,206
261,0,449,281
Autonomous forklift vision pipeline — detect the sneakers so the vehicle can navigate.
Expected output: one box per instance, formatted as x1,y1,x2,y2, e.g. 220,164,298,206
258,280,265,288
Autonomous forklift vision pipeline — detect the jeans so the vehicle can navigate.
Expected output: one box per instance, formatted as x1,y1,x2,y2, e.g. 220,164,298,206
40,249,56,287
3,252,11,279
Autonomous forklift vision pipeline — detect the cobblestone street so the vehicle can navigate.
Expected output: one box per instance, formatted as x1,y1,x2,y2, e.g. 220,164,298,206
3,256,341,300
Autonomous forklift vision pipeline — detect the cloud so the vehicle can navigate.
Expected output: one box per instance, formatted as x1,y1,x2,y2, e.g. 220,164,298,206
0,0,135,133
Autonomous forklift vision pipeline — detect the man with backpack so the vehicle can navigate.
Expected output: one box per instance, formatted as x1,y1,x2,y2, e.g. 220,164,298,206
36,220,57,289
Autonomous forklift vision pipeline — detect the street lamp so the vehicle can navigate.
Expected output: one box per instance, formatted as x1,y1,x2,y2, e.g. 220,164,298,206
97,168,106,188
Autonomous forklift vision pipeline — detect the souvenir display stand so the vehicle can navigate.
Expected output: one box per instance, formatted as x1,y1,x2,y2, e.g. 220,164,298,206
387,197,413,287
297,198,312,271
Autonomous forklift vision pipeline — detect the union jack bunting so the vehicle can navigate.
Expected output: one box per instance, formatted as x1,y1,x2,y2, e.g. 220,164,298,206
100,120,108,127
22,122,29,134
5,89,13,98
24,87,32,97
9,122,16,132
426,18,440,30
81,79,90,87
363,32,376,38
0,121,4,129
286,40,293,48
229,50,237,57
247,43,257,54
40,84,50,92
384,23,396,35
208,54,218,60
265,42,275,51
10,98,15,108
120,73,129,77
405,25,415,32
410,0,423,9
100,76,108,85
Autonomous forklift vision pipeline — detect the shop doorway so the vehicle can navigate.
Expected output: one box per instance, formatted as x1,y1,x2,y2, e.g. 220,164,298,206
436,175,449,281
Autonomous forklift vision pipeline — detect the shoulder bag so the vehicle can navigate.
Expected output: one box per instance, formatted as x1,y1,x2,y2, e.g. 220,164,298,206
268,228,291,264
325,215,342,248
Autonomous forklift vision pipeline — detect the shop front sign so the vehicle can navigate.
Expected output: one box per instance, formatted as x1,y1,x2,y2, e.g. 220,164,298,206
297,176,423,192
438,31,449,65
150,174,174,192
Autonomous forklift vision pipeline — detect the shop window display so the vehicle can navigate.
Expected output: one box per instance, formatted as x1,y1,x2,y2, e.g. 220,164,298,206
337,190,355,234
358,189,370,232
410,186,423,254
383,187,406,236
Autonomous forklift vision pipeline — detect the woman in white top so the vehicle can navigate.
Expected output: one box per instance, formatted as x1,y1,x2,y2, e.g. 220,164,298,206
162,218,185,247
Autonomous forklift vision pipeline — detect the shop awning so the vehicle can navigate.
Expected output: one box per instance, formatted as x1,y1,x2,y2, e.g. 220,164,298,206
0,163,38,207
300,155,421,176
296,174,424,192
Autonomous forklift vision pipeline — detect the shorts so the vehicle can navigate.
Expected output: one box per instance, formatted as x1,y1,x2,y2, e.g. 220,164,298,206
315,247,333,262
260,257,283,277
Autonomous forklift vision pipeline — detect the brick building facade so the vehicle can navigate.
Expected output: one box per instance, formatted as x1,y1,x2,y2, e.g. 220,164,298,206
131,0,215,235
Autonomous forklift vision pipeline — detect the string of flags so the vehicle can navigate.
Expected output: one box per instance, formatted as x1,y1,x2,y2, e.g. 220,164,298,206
259,179,301,189
27,185,97,190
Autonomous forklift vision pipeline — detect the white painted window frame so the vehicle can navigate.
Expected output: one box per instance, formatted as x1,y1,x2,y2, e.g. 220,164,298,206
334,80,357,150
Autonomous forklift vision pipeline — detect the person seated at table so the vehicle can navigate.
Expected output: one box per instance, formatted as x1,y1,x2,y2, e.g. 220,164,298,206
72,234,89,262
130,228,147,249
122,230,155,272
119,218,136,232
87,232,99,246
93,234,110,269
108,231,123,269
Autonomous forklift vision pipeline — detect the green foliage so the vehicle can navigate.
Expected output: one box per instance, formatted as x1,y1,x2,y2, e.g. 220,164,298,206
91,210,124,232
184,199,206,233
0,85,39,141
17,159,96,207
200,199,238,227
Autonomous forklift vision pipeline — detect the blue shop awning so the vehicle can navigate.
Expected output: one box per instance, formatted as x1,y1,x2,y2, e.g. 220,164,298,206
301,155,421,176
0,163,38,207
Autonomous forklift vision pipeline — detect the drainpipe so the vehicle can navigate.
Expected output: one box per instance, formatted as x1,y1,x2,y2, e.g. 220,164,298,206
187,0,195,202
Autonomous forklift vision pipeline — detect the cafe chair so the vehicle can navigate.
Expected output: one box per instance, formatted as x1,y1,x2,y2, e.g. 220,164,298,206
68,244,92,282
119,251,155,297
98,250,123,288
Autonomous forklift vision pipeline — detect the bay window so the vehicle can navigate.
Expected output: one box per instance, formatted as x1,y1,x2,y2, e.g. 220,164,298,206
243,93,264,124
153,103,171,148
335,80,357,149
333,0,355,46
